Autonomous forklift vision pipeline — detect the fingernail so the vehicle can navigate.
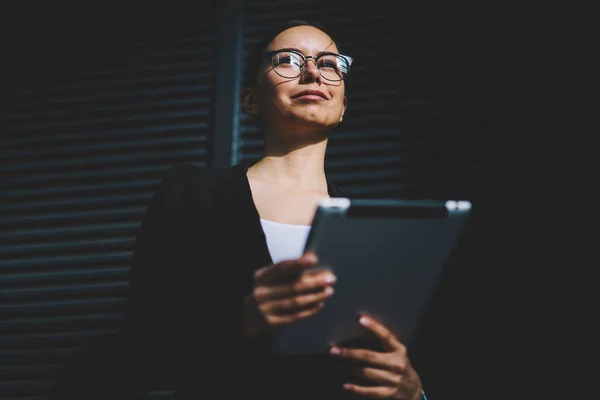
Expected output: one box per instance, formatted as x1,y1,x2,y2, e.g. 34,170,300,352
324,274,336,283
359,316,369,326
304,253,318,263
330,346,340,354
324,286,334,295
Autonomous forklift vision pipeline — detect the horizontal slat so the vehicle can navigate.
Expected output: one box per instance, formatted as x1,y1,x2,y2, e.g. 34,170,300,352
0,329,118,350
14,54,212,84
0,348,78,365
11,88,211,120
1,222,139,245
87,29,209,47
333,183,407,198
1,193,152,214
10,85,209,112
6,121,207,144
11,57,210,86
3,135,208,162
0,282,128,302
9,107,209,132
3,163,170,185
243,4,318,22
147,391,176,400
329,168,405,184
246,0,314,9
0,314,122,334
243,8,385,27
2,148,207,174
0,298,126,320
49,32,211,53
0,266,130,287
2,205,146,226
0,250,133,271
0,380,53,397
10,95,210,122
325,155,405,170
9,45,212,83
1,257,132,282
10,75,210,107
0,364,60,380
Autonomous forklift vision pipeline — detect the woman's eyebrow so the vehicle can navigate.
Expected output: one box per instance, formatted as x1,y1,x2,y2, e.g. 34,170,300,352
276,47,338,57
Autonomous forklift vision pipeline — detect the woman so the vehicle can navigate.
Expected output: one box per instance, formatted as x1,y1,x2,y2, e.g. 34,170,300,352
238,20,424,399
51,20,425,400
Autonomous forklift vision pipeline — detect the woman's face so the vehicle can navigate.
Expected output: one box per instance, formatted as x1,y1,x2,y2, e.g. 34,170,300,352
243,25,347,138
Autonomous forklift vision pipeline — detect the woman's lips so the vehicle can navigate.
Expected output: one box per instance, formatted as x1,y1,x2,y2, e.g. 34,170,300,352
294,94,327,101
292,89,328,100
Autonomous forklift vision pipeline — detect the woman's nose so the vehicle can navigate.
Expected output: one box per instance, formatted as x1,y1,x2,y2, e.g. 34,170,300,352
300,59,321,82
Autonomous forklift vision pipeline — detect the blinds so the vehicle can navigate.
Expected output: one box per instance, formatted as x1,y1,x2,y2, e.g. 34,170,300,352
1,13,215,399
1,2,493,398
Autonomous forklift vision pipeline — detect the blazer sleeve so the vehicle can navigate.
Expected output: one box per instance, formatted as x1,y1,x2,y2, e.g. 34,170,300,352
49,163,190,400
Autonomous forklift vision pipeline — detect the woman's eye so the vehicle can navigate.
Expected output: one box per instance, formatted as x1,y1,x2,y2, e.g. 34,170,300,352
319,60,338,69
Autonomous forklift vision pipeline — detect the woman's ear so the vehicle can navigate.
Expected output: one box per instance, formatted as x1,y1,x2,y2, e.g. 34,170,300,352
240,87,259,116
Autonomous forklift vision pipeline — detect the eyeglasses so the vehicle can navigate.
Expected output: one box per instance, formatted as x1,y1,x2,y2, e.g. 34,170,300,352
263,49,354,82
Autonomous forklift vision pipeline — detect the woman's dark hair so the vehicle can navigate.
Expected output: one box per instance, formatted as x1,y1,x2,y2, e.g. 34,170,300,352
242,19,343,89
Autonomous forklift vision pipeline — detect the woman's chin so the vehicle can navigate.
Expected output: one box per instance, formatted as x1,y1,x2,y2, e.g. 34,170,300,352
287,113,339,130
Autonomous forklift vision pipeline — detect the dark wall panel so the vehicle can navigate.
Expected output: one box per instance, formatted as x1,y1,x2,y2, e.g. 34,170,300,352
1,12,215,399
1,2,511,399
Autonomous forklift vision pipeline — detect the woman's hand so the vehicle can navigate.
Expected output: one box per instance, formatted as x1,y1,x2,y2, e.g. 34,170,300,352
242,252,336,338
330,315,422,399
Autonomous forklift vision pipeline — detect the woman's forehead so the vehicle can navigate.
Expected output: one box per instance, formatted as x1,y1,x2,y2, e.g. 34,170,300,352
266,26,339,55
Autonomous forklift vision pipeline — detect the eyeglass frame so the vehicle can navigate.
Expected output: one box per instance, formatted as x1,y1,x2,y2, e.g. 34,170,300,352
262,48,354,82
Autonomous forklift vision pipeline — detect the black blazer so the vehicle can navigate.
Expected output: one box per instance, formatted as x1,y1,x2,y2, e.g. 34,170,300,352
51,161,358,399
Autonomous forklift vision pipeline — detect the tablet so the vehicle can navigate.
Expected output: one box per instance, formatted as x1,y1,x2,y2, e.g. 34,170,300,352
271,197,472,354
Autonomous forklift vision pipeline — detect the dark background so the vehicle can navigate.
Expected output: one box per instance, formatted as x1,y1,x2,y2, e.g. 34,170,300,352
2,1,539,399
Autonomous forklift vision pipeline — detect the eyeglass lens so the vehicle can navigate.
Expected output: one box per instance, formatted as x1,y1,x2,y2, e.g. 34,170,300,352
271,51,349,81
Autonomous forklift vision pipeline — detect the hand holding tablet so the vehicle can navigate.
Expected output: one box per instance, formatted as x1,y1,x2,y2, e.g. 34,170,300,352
272,197,472,355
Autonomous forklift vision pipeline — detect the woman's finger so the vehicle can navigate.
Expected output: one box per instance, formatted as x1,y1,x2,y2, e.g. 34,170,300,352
254,252,318,284
254,270,336,301
352,366,401,386
358,315,403,352
342,383,397,399
267,286,334,314
330,347,394,370
266,302,325,326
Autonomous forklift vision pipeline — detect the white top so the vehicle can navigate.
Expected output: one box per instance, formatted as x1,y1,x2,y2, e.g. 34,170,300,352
260,218,311,264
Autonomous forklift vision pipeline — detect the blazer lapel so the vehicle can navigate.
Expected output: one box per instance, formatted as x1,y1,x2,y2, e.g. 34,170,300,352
214,162,273,270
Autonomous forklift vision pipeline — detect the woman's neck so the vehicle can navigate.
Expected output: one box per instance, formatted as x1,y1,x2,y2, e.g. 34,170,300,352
248,144,328,193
